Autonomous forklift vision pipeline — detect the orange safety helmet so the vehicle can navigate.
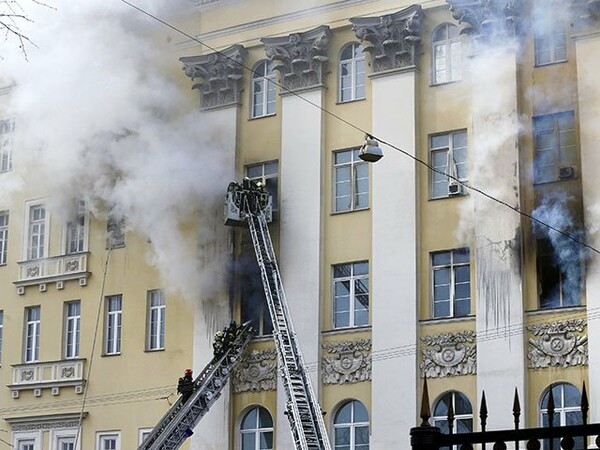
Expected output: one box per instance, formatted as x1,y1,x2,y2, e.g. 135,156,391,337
184,368,193,376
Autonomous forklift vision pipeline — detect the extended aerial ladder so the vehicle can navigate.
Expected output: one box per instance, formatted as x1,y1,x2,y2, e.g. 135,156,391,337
138,323,253,450
225,179,332,450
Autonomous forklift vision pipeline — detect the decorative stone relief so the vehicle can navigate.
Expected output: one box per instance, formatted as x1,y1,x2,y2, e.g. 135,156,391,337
262,25,331,91
231,349,277,393
26,265,40,278
61,366,75,378
350,5,423,74
65,259,79,272
180,44,248,110
527,319,588,369
321,339,371,385
446,0,522,43
420,331,477,378
21,369,35,381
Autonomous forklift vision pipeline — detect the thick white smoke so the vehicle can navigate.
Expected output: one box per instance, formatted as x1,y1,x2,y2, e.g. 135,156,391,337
2,1,232,303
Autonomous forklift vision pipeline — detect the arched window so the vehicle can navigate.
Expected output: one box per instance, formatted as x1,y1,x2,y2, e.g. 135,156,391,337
251,61,276,118
540,383,583,450
432,391,473,450
432,24,462,85
339,43,366,102
333,400,369,450
240,406,273,450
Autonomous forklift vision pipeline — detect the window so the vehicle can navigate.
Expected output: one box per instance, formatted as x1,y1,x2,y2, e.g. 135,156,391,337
27,203,48,260
106,210,125,249
534,20,567,66
240,251,273,337
251,61,276,118
533,111,577,184
147,290,165,351
104,295,122,355
433,391,473,450
246,161,279,211
96,433,120,450
430,130,467,199
431,248,470,318
540,383,583,450
138,429,152,446
432,24,462,84
52,429,78,450
17,441,35,450
66,200,86,254
0,310,3,364
333,261,369,328
537,236,582,309
0,119,14,173
65,301,81,359
333,400,370,450
56,438,75,450
24,306,41,363
0,210,7,265
339,43,365,102
333,149,369,213
240,406,273,450
14,431,41,450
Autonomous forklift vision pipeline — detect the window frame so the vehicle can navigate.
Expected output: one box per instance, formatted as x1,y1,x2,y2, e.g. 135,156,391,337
534,20,567,67
138,429,153,447
0,210,8,265
429,130,468,199
333,399,370,450
24,200,49,261
540,383,583,449
96,432,120,450
430,248,471,319
146,290,165,351
13,430,42,450
333,148,369,213
332,261,370,329
24,306,41,363
432,390,474,449
432,23,462,85
0,119,14,173
239,406,274,450
104,295,122,356
106,210,125,249
245,160,279,212
64,200,88,255
339,42,366,103
51,428,80,450
250,60,276,119
64,301,81,359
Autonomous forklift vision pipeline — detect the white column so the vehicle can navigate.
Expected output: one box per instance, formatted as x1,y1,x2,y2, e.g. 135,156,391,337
574,30,600,422
370,69,418,449
470,45,525,429
190,105,237,450
277,88,324,448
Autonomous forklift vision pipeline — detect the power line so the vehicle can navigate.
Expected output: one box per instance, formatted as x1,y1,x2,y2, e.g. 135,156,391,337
120,0,600,256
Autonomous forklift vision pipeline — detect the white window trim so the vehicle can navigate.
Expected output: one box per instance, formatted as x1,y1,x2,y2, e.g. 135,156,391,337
0,210,8,265
138,428,153,446
104,296,122,356
338,42,366,103
96,431,121,450
24,306,41,363
51,427,81,450
146,290,165,351
239,406,274,450
64,300,81,359
22,199,50,261
332,148,369,214
332,400,370,450
431,23,462,85
430,248,471,319
13,430,42,450
245,160,279,212
0,118,14,173
332,262,370,329
250,60,276,119
429,130,468,199
61,201,89,255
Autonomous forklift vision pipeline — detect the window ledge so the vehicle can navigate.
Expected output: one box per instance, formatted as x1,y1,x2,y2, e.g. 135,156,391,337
322,325,371,336
336,97,366,106
14,252,90,294
534,59,568,68
144,348,165,353
430,79,462,88
526,305,586,316
331,207,370,216
249,112,276,121
9,359,86,398
420,315,475,325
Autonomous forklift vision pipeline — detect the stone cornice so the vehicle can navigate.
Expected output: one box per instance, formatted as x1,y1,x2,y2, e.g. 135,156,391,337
446,0,522,44
5,412,88,431
179,44,248,110
261,25,331,91
572,0,600,35
350,5,423,74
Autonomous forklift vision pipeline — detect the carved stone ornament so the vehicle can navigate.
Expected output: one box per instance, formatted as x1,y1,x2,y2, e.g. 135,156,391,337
350,5,423,74
446,0,522,44
321,339,371,385
11,420,80,431
231,349,277,393
420,331,477,378
180,44,248,110
61,366,75,378
572,0,600,34
21,369,35,381
26,265,40,278
65,259,79,272
527,319,588,369
261,25,331,92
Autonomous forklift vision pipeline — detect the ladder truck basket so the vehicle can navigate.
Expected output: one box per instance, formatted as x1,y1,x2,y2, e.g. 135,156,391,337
224,178,273,227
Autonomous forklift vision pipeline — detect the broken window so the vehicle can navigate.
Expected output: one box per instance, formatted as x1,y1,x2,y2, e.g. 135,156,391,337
533,111,577,184
239,252,273,337
431,248,470,318
106,210,125,249
430,130,468,199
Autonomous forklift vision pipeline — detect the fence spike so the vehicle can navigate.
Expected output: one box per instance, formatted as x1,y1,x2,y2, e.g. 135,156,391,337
582,381,589,426
480,391,488,433
420,376,431,426
448,395,455,435
548,386,555,428
513,387,521,430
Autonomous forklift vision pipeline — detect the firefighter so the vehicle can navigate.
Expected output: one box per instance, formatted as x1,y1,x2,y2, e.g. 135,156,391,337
177,368,194,403
213,331,225,358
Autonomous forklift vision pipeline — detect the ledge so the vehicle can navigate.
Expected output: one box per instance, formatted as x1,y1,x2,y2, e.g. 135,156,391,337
14,252,90,294
9,359,86,398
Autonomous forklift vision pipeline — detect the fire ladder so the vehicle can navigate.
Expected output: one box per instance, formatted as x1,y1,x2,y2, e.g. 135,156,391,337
138,324,253,450
226,179,331,450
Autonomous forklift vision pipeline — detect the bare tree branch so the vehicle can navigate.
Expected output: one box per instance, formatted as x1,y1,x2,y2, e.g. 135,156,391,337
0,0,54,59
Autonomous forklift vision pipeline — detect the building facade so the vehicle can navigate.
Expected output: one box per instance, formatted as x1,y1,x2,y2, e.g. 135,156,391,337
1,0,600,449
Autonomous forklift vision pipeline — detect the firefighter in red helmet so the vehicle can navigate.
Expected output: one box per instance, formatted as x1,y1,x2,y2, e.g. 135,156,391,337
177,368,194,403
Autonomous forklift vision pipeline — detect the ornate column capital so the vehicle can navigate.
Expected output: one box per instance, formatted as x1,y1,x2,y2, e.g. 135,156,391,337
572,0,600,34
179,44,248,110
446,0,522,45
350,5,423,74
261,25,331,92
